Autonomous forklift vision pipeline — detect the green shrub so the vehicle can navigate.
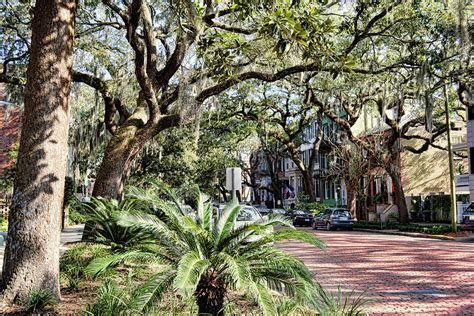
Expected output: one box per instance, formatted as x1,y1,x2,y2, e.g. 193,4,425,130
64,176,76,206
387,212,399,223
353,221,398,230
86,183,325,315
0,216,7,232
308,203,333,215
82,198,155,251
314,284,369,316
69,210,87,225
22,289,57,312
398,224,454,234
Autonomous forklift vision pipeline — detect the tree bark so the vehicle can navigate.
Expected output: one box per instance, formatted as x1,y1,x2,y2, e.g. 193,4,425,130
92,109,148,200
92,109,178,200
301,171,316,201
1,0,75,305
92,134,142,200
388,157,409,224
195,276,225,316
346,186,357,219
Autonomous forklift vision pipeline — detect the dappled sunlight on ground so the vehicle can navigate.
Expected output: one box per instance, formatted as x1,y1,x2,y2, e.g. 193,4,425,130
279,228,474,315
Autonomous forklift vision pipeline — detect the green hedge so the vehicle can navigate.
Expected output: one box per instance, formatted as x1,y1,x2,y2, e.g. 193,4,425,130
354,222,457,235
397,224,454,234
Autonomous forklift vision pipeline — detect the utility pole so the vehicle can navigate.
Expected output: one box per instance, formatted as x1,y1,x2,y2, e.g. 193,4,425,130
444,82,457,232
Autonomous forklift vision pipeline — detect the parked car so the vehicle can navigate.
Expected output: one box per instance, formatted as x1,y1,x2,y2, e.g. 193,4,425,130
236,205,273,241
291,210,313,227
313,208,354,231
253,205,270,216
270,208,288,217
461,203,474,230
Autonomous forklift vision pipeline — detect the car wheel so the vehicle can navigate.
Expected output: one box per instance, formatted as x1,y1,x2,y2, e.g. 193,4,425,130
293,221,297,227
348,227,353,231
326,223,332,231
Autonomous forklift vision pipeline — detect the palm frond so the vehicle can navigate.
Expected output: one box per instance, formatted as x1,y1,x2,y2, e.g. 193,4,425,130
173,251,210,299
85,250,155,277
215,199,241,243
249,283,277,316
214,252,251,289
129,267,176,312
270,229,326,249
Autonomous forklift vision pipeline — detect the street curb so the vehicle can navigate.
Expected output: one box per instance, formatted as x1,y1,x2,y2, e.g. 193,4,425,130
353,228,456,241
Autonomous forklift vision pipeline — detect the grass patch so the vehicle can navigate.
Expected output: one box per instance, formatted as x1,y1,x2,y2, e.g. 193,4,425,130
21,289,57,313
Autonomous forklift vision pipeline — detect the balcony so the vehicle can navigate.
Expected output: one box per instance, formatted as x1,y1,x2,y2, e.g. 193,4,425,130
452,134,467,152
455,174,470,194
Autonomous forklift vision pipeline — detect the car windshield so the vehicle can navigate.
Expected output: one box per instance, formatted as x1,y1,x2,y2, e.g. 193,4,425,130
294,210,308,215
237,207,262,221
334,210,351,217
273,209,286,214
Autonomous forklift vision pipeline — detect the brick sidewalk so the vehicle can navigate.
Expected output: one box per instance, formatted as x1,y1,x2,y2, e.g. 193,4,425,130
279,228,474,315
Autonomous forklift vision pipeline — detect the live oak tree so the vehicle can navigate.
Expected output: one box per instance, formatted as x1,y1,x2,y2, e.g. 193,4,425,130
2,0,421,200
72,0,339,200
244,135,287,206
317,1,472,223
222,82,324,201
0,0,76,304
128,105,256,201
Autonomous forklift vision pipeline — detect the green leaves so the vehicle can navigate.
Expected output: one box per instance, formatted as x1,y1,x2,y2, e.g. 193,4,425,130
249,283,277,315
84,183,326,313
271,228,326,249
174,252,210,299
129,268,176,312
215,199,242,244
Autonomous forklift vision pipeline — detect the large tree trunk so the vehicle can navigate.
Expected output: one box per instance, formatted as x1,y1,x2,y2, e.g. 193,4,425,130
301,170,316,201
92,134,143,200
388,159,409,224
286,144,316,201
92,110,178,200
0,0,75,305
346,186,357,219
92,107,149,200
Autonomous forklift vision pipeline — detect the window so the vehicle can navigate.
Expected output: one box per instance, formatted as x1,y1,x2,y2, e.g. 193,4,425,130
470,148,474,174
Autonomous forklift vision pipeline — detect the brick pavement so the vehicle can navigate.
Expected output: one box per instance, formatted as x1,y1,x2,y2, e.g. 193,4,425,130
279,228,474,315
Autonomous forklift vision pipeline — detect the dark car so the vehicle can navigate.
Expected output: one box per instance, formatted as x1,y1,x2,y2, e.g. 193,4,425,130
461,203,474,230
292,210,313,227
270,208,288,218
313,208,353,231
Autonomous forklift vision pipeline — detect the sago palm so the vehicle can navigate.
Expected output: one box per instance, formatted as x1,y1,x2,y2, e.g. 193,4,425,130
86,184,325,315
82,198,154,251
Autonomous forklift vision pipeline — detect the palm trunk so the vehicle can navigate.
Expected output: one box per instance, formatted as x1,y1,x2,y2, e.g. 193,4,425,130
1,0,75,304
195,277,226,316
